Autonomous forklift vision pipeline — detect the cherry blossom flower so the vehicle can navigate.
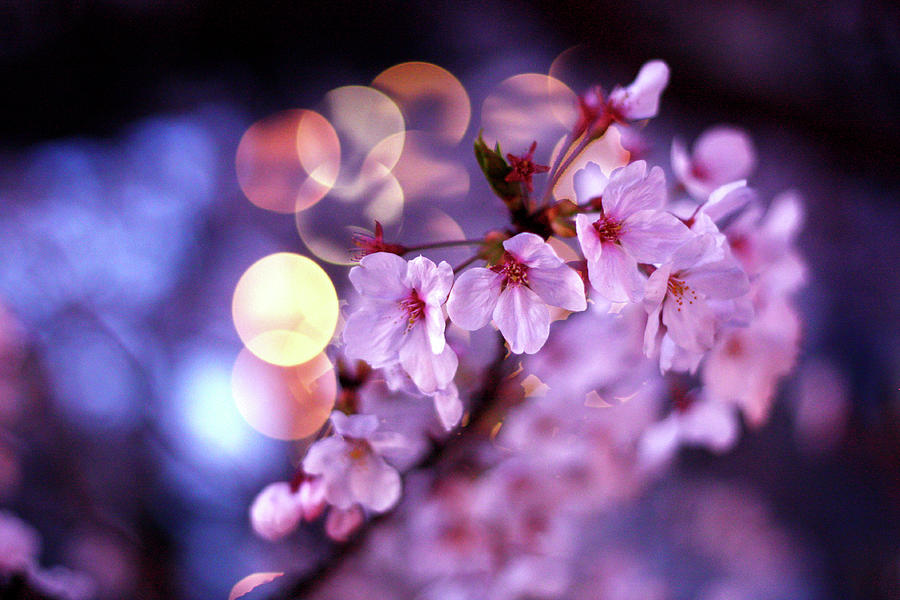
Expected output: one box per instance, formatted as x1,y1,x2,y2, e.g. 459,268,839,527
249,481,305,541
608,60,670,121
447,233,586,354
343,253,457,394
574,60,670,137
575,161,691,302
324,505,365,542
672,126,756,199
643,234,750,364
0,510,40,574
303,411,403,513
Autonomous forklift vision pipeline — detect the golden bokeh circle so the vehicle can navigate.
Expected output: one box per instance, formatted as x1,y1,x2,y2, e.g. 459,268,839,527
232,253,339,366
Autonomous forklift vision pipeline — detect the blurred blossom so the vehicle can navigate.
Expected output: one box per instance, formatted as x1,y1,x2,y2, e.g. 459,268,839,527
672,126,756,200
0,511,40,574
792,357,849,455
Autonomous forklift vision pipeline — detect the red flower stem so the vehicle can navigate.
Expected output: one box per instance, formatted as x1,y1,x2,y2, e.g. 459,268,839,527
402,239,484,253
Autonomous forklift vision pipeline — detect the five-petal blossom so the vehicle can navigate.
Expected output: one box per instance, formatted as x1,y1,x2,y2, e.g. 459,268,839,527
575,160,691,302
343,253,457,394
447,233,587,354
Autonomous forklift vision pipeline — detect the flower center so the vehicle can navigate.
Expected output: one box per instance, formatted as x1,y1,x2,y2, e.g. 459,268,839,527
347,438,370,462
592,214,622,243
666,276,698,311
399,289,426,330
493,253,529,288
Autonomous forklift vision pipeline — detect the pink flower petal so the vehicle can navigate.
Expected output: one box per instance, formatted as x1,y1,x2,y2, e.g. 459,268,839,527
405,256,453,305
527,264,587,312
693,126,756,185
349,252,408,300
325,505,365,542
493,285,550,354
447,268,502,330
619,209,691,263
662,294,715,353
603,162,666,218
349,454,401,512
399,326,458,393
575,213,603,263
503,232,563,269
331,411,380,439
609,60,670,120
433,384,463,431
342,302,405,367
249,482,303,541
573,161,609,204
586,242,642,302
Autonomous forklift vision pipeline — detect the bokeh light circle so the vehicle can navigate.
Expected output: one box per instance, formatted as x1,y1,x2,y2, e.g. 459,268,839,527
232,253,339,366
372,62,471,145
232,349,336,440
236,109,340,214
551,126,630,201
295,164,405,265
481,74,577,158
322,85,406,181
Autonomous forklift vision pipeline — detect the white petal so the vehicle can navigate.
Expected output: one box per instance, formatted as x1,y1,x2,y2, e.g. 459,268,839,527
662,294,715,354
349,252,408,300
643,262,672,309
342,302,405,367
575,213,603,263
447,268,501,330
604,163,666,218
609,59,670,120
302,436,348,475
503,232,563,269
643,301,663,358
619,209,692,263
573,161,609,204
331,411,380,439
405,256,453,305
684,260,749,299
249,482,304,541
424,303,446,354
493,285,550,354
586,242,642,302
399,327,458,394
527,264,586,312
324,505,364,541
670,138,692,189
699,180,754,222
693,126,756,185
349,454,401,512
433,384,463,431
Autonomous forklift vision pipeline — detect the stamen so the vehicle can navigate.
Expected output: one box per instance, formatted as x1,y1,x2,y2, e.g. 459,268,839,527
492,253,529,288
399,289,426,330
666,276,698,312
592,214,622,243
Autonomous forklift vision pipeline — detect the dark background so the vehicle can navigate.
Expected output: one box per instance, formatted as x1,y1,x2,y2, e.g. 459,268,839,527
2,1,899,599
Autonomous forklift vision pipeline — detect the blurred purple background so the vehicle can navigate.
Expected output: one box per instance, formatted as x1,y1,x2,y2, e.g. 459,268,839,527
1,1,898,599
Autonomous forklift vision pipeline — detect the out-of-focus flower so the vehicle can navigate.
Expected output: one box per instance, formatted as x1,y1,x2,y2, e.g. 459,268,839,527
575,161,690,302
672,126,756,199
303,412,403,513
447,233,586,354
249,481,305,541
324,505,365,542
638,395,740,470
0,511,41,574
343,253,457,394
574,61,669,139
29,566,96,600
643,234,749,368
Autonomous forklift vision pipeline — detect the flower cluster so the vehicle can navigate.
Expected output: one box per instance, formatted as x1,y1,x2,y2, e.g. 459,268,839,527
247,60,806,591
